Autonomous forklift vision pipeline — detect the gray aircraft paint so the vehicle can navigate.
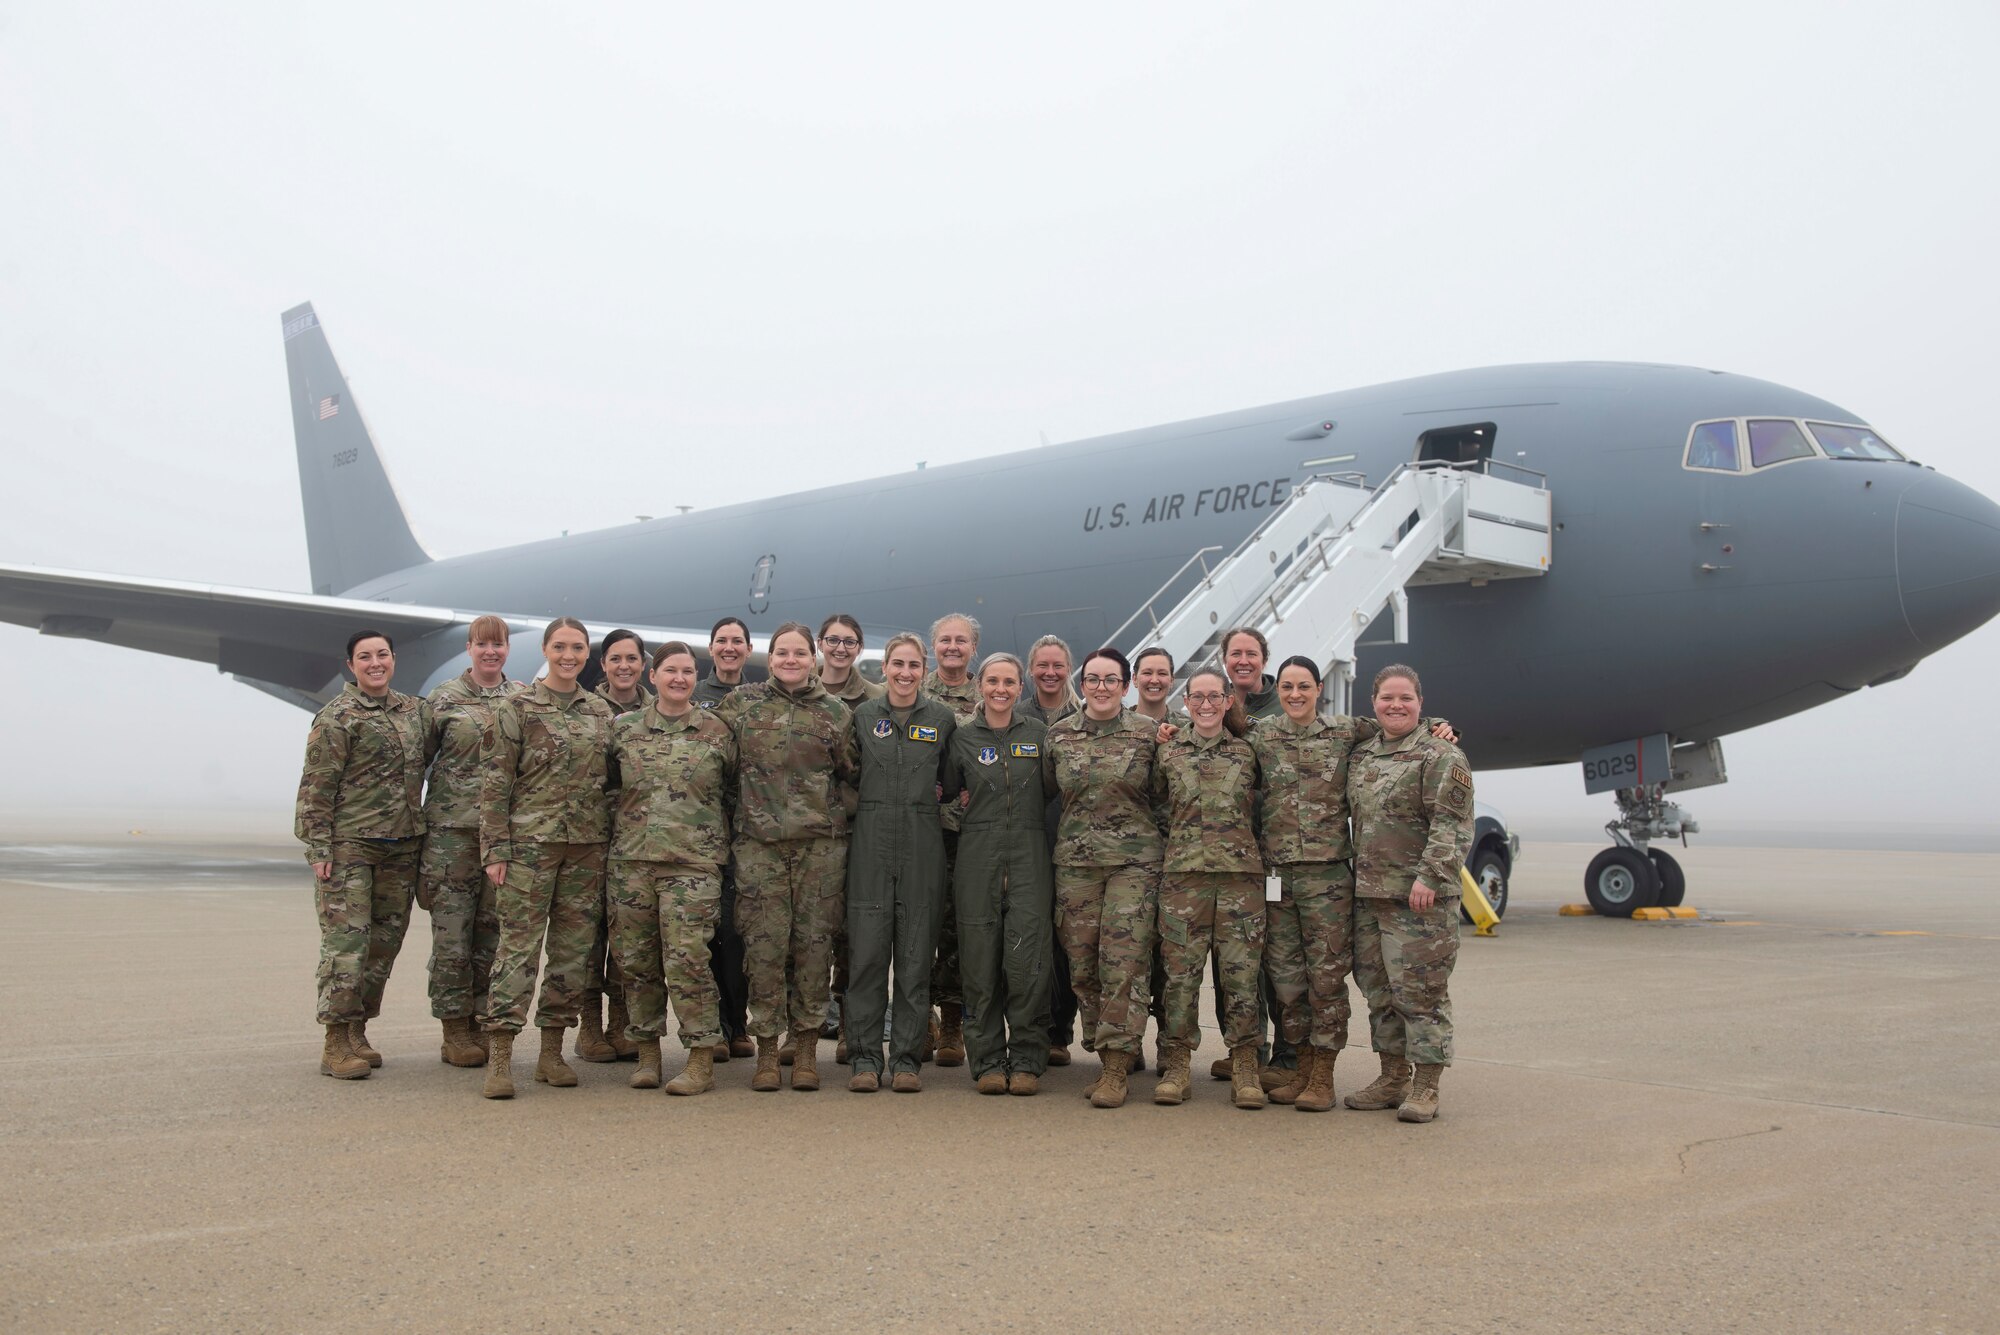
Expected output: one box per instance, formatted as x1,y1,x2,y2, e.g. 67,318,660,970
5,306,1998,776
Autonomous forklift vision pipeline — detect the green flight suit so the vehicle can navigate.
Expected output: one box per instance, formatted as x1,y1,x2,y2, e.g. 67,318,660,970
944,712,1054,1079
844,695,956,1075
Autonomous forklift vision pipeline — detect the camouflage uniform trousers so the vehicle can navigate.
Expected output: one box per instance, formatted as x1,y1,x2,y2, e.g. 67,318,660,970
1350,895,1459,1066
419,827,498,1021
733,836,846,1040
1264,861,1355,1052
584,877,627,1011
314,837,420,1026
608,860,722,1049
1158,872,1266,1052
1054,865,1158,1057
481,841,606,1033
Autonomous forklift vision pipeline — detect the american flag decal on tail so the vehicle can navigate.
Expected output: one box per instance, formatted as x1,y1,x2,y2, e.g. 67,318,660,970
318,394,341,420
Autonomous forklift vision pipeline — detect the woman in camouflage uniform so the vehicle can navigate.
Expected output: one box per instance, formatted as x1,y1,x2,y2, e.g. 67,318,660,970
476,617,618,1099
944,652,1055,1096
1149,668,1267,1110
1344,664,1475,1124
717,622,861,1092
607,642,737,1095
578,628,651,1064
419,614,522,1069
1041,647,1163,1109
295,629,435,1079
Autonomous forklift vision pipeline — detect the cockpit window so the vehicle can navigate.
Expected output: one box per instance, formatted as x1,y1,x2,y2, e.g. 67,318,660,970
1684,420,1741,472
1748,419,1815,469
1807,422,1903,461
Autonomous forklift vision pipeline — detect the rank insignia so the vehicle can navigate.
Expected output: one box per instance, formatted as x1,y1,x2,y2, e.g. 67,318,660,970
977,746,998,765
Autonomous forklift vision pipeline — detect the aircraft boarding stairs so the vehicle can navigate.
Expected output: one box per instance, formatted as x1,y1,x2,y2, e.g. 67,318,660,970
1106,460,1553,716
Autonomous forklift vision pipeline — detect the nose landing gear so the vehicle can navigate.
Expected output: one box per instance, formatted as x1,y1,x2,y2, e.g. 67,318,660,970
1583,783,1698,917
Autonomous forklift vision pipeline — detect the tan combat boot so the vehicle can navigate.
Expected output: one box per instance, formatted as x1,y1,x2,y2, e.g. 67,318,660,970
629,1038,662,1090
668,1039,716,1095
321,1022,370,1079
666,1045,715,1096
534,1027,578,1087
440,1017,485,1068
1091,1050,1132,1109
891,1071,922,1093
1209,1055,1232,1081
482,1031,516,1099
1398,1063,1443,1123
849,1069,879,1093
1153,1043,1192,1105
976,1071,1008,1095
1294,1046,1339,1112
1267,1047,1315,1106
1008,1071,1039,1096
1231,1044,1267,1110
575,995,617,1063
777,1033,795,1067
1344,1052,1413,1110
791,1032,821,1091
348,1020,383,1068
752,1036,782,1092
605,994,639,1060
936,1002,966,1067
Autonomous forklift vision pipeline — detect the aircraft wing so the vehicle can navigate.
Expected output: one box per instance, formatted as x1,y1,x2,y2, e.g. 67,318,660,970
0,562,468,697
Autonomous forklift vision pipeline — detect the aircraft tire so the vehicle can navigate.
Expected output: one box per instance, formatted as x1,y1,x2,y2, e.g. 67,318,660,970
1583,847,1659,918
1461,847,1509,923
1648,849,1686,908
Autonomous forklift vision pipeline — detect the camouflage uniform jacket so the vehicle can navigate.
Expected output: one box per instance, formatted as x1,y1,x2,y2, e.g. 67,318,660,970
692,673,743,712
595,680,655,717
423,672,524,831
478,681,617,864
1347,728,1475,901
1150,728,1263,874
717,677,860,844
921,669,980,831
294,683,435,863
821,670,886,707
920,670,979,719
1020,690,1081,727
608,704,737,868
1249,711,1381,865
1041,709,1164,868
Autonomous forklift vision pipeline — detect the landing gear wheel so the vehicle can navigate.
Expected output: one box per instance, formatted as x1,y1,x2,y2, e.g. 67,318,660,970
1648,849,1686,908
1584,847,1659,917
1461,847,1508,923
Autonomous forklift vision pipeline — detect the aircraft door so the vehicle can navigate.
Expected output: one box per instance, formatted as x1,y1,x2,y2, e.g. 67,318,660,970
1415,422,1497,466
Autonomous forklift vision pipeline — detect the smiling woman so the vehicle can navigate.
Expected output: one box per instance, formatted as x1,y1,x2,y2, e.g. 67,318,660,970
293,628,435,1080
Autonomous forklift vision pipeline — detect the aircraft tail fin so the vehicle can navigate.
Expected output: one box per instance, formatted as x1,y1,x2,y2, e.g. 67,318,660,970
281,302,430,595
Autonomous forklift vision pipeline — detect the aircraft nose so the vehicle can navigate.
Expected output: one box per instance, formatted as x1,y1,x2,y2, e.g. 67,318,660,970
1897,472,2000,652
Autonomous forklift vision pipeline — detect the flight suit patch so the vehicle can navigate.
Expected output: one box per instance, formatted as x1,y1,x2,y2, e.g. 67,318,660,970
873,718,895,738
1010,742,1039,758
908,725,937,743
977,746,998,765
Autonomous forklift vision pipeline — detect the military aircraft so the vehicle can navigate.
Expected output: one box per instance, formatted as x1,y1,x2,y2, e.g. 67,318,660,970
4,302,1997,914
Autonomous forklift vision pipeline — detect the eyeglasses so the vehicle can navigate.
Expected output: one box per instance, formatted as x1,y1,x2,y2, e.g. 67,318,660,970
1184,691,1227,705
819,636,860,650
1081,675,1124,688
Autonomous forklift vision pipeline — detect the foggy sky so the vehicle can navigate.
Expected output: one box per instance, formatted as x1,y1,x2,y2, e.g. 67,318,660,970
2,4,1997,839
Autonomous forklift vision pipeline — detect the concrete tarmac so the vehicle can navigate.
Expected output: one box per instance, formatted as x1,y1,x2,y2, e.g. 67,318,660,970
1,831,1995,1333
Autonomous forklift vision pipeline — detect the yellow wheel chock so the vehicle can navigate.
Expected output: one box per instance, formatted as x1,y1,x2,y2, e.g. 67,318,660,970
1459,865,1500,937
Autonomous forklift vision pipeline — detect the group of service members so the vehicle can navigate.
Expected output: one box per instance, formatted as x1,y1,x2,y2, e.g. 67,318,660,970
294,611,1475,1121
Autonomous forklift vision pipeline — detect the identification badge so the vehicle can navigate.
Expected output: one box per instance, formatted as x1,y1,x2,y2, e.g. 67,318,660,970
1265,874,1284,903
873,719,895,738
909,725,938,743
1010,742,1039,758
977,746,998,765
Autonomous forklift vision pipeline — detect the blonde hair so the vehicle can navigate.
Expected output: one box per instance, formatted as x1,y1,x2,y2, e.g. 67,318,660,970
882,632,927,666
1371,663,1423,697
467,614,511,645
